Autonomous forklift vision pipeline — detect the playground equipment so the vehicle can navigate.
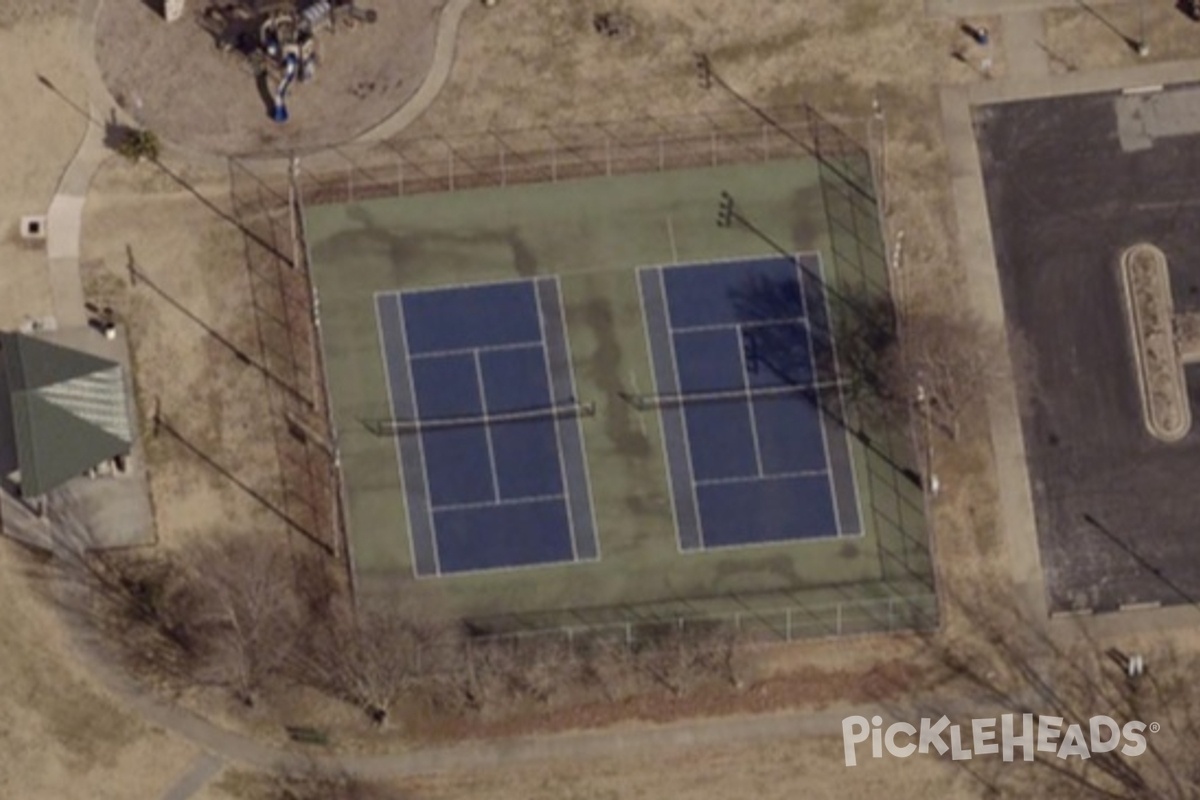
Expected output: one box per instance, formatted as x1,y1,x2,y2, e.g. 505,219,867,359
261,9,317,123
197,1,376,124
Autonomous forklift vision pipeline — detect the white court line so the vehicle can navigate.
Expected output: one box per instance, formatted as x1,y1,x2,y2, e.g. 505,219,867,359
392,294,443,576
796,257,843,537
666,214,680,263
695,468,828,488
734,324,765,478
552,276,601,561
387,274,549,296
636,268,685,552
533,280,578,562
410,340,543,361
473,350,502,503
374,296,426,577
431,492,566,514
658,266,706,550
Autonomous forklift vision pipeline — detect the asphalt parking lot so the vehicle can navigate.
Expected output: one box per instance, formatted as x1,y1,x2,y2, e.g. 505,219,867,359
977,83,1200,612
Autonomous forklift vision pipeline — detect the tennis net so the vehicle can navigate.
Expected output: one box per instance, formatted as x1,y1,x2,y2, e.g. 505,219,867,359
365,401,596,435
622,381,846,411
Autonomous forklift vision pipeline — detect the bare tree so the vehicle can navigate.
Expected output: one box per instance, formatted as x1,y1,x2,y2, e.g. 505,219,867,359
631,621,745,697
886,585,1200,800
825,290,1031,440
37,505,198,687
271,762,412,800
291,599,459,726
176,535,301,707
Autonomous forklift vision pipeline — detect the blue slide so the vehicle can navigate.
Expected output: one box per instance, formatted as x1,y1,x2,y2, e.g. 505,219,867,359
271,53,299,124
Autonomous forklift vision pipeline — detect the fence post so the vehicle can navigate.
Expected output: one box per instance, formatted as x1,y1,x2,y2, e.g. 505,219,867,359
448,147,455,191
658,133,664,171
624,621,632,645
499,141,506,187
347,163,353,203
552,140,558,183
763,122,770,161
397,157,403,196
836,602,843,635
785,608,792,640
887,597,895,631
605,135,612,177
710,129,717,167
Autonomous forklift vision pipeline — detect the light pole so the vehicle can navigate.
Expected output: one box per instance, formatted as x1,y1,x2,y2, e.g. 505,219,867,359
1137,0,1149,58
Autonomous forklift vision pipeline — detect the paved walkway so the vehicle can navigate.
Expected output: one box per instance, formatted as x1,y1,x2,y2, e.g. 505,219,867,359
359,0,475,142
38,0,1200,789
159,753,225,800
940,14,1200,633
1003,10,1051,77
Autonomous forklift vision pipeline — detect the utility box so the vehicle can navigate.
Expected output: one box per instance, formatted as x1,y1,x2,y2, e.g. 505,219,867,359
163,0,185,22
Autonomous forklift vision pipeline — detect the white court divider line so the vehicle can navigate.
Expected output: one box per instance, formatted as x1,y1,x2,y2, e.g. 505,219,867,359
472,350,502,503
734,323,766,478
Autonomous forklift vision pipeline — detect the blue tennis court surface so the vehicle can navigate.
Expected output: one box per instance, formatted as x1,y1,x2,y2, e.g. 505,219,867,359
639,255,861,551
376,278,598,576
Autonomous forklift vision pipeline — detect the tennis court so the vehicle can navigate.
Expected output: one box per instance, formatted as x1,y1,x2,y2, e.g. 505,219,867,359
639,254,861,550
375,277,598,576
302,144,934,637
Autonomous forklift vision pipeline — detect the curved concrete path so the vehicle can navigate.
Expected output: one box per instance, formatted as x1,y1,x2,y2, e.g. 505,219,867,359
38,2,475,797
358,0,475,143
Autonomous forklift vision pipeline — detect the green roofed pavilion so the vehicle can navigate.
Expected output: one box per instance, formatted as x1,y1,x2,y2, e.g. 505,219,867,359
1,332,133,498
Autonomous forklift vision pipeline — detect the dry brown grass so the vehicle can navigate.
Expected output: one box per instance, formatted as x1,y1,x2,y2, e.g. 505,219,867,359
12,0,1200,798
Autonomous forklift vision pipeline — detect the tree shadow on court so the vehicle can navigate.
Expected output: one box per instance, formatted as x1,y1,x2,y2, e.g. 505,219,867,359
727,273,918,481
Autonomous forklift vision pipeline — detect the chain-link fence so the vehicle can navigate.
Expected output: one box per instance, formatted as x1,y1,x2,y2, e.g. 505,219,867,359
234,102,936,641
233,104,869,206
